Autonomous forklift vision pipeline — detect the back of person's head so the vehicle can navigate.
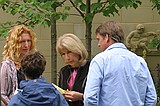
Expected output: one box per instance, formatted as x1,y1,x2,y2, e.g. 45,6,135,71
95,21,124,43
2,25,37,63
21,52,46,79
56,33,88,62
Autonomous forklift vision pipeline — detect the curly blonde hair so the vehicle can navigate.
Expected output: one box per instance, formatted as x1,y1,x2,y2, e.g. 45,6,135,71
2,25,37,67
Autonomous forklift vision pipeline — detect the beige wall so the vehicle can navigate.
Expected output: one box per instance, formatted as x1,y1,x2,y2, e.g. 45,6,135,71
0,0,160,82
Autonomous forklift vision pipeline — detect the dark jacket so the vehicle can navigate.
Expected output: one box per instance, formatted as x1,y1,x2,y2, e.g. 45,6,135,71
58,61,90,106
8,77,69,106
17,69,25,89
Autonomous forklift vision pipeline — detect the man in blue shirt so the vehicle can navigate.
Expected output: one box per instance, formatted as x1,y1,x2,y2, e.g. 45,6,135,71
84,21,157,106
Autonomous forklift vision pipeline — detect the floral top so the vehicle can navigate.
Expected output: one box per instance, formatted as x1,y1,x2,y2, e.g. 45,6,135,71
1,59,18,106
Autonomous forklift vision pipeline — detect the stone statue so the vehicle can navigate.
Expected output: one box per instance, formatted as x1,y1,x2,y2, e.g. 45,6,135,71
126,24,157,58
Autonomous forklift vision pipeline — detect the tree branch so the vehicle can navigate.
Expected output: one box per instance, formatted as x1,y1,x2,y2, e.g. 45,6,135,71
93,1,109,14
69,13,81,16
69,0,85,18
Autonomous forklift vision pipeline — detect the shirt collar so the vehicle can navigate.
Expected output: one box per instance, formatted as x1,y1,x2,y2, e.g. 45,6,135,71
105,43,127,51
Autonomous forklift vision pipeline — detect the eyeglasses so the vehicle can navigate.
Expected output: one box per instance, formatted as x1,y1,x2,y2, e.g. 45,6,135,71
19,40,32,45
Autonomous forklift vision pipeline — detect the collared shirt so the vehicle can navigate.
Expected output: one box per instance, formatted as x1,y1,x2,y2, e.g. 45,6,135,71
59,60,90,106
1,59,18,106
84,43,157,106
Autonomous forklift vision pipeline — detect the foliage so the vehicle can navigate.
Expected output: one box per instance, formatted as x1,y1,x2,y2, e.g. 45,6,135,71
66,0,142,59
0,0,70,83
148,38,160,50
151,0,160,14
149,0,160,50
0,0,143,59
0,0,69,37
147,30,160,51
67,0,142,24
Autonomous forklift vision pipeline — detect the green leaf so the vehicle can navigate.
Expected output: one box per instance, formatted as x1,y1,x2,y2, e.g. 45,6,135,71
148,38,160,49
136,1,142,5
26,10,33,17
90,2,101,11
61,13,69,21
84,13,94,24
80,3,86,12
0,28,8,38
11,8,18,15
42,19,51,27
115,0,124,8
133,3,138,9
64,6,70,11
53,13,60,20
102,5,119,17
73,0,83,7
0,22,12,38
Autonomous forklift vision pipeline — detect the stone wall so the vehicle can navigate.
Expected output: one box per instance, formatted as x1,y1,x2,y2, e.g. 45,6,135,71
0,0,160,82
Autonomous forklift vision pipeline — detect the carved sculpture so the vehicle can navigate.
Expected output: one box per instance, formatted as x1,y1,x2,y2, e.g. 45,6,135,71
126,24,157,59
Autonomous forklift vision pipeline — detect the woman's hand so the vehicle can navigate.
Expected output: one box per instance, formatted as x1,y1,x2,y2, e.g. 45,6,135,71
63,91,83,102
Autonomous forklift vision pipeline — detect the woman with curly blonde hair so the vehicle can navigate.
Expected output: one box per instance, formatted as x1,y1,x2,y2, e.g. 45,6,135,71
1,25,37,106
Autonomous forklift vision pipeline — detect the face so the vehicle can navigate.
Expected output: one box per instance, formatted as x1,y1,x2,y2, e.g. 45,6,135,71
60,48,80,68
138,28,144,34
96,33,108,51
19,33,32,58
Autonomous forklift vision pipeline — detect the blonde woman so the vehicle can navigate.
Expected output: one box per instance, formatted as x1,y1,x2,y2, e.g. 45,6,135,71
1,25,37,106
56,33,90,106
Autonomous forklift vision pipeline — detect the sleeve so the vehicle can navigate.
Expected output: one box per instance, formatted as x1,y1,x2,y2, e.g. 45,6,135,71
144,69,157,106
143,61,157,106
1,62,10,104
84,59,103,106
58,69,62,88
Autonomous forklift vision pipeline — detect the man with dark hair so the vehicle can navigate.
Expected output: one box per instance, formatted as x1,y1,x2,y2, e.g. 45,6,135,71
8,52,68,106
84,21,157,106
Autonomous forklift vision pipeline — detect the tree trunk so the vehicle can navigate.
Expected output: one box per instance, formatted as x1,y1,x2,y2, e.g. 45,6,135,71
85,0,92,60
85,22,92,60
51,5,57,84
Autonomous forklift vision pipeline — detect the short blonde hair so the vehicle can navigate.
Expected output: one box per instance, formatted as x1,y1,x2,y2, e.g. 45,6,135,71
2,25,37,66
56,33,88,63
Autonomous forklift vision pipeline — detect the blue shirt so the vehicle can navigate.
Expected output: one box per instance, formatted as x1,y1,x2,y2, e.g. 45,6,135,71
84,43,157,106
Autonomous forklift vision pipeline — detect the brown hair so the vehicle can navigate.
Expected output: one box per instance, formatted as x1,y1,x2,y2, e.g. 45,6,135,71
95,21,124,43
21,52,46,79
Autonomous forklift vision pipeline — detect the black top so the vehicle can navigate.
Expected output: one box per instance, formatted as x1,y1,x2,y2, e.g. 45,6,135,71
17,69,25,89
58,60,90,106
